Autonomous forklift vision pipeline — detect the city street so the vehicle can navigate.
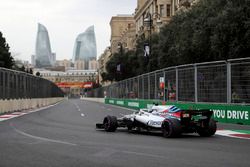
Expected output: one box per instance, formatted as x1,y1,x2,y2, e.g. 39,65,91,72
0,99,249,167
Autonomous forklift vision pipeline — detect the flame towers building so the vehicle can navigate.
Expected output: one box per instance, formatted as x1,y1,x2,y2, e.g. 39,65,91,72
32,23,56,67
72,26,97,69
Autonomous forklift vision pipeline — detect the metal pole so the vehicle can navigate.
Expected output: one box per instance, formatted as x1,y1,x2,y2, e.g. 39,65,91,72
142,76,144,99
7,71,10,99
164,71,166,101
148,74,150,99
176,68,178,101
155,72,157,100
3,71,5,99
194,65,198,103
227,62,232,103
137,77,139,99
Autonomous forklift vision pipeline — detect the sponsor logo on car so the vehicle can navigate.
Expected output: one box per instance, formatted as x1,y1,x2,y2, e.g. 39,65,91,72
148,120,162,126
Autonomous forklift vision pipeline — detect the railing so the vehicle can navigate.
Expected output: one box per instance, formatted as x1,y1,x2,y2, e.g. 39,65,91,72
0,67,64,99
87,58,250,104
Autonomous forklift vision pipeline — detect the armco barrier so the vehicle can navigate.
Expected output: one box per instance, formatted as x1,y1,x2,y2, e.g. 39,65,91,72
0,98,64,114
105,98,250,125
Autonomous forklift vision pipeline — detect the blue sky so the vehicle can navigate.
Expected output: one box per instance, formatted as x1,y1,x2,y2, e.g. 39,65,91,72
0,0,137,62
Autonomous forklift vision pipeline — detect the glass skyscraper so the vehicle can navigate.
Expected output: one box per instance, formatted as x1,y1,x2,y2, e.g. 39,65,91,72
72,25,97,69
33,23,55,67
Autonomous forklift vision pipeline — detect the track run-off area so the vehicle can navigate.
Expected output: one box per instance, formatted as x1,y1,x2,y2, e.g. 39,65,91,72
0,99,249,167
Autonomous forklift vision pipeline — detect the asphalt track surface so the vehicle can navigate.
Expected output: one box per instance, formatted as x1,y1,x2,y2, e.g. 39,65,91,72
0,99,249,167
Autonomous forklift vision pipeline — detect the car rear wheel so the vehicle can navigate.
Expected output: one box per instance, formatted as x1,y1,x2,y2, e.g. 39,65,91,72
197,119,217,137
103,116,118,132
162,118,182,138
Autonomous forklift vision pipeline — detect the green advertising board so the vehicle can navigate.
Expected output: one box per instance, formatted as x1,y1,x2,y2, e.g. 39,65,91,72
105,98,250,125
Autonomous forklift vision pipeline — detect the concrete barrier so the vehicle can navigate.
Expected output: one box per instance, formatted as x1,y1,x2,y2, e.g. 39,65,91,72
0,97,64,114
80,97,105,103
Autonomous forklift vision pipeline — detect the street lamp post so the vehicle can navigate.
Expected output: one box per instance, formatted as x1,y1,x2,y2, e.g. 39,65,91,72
143,12,162,58
117,42,123,55
116,42,123,80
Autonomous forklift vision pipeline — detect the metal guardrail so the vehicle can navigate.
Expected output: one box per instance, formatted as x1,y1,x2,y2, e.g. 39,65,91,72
87,58,250,104
0,68,64,99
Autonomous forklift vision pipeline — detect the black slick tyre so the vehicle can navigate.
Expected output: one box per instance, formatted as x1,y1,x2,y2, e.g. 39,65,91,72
103,116,118,132
162,118,182,138
197,119,217,137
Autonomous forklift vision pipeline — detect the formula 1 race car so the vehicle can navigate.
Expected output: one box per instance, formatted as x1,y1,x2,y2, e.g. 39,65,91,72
96,104,217,138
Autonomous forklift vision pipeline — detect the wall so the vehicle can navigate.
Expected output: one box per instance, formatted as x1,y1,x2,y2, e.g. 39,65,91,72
81,97,105,103
0,97,64,114
105,98,250,125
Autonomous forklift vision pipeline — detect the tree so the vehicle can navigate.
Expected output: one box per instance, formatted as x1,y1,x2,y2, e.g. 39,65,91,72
157,0,250,67
0,32,14,69
103,0,250,82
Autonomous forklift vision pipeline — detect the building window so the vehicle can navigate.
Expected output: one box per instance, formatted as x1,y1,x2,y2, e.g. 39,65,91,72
159,5,164,17
167,4,171,17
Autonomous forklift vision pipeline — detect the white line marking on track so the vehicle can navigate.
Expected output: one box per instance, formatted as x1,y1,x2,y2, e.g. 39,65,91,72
216,130,250,140
94,148,117,157
10,123,77,146
73,103,81,112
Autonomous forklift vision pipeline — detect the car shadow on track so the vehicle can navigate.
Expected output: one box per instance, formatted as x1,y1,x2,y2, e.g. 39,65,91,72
96,128,215,139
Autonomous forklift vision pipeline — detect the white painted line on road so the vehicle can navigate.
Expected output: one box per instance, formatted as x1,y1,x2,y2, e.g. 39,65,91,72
72,103,81,112
94,148,117,157
10,123,77,146
93,148,165,159
216,130,250,140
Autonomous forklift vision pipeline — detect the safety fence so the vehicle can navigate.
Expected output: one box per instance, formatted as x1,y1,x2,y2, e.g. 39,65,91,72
0,67,64,100
87,58,250,104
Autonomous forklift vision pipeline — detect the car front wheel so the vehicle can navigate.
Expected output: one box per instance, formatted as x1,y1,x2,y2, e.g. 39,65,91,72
103,116,118,132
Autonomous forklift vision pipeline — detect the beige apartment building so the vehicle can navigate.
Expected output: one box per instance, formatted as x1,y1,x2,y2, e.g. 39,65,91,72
135,0,173,36
110,15,135,54
74,60,85,70
134,0,197,36
98,0,197,87
89,59,98,70
56,59,72,70
109,0,196,54
98,47,112,86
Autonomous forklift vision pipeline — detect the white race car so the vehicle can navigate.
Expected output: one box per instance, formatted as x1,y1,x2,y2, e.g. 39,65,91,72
96,104,217,138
